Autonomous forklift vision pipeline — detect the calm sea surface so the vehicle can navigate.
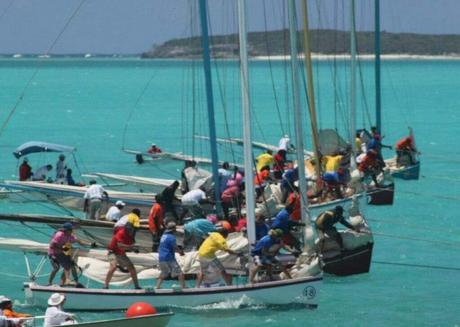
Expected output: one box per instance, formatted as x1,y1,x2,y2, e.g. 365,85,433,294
0,58,459,326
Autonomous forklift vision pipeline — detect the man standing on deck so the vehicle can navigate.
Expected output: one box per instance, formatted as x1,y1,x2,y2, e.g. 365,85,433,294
18,158,32,181
156,222,186,289
104,222,141,289
55,154,67,182
83,180,108,220
48,222,94,286
195,229,240,288
148,195,166,252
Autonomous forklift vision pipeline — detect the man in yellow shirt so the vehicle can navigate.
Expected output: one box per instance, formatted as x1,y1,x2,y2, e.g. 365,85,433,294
256,150,274,172
195,229,239,288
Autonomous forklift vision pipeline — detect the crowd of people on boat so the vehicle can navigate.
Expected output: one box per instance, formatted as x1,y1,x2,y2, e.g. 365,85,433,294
18,154,81,186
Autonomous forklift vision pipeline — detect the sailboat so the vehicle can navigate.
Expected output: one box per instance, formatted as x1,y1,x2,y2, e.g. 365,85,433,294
298,0,373,275
17,0,322,310
373,0,420,180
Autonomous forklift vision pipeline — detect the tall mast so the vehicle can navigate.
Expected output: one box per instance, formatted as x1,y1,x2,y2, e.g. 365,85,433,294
287,0,314,251
300,0,321,181
198,0,221,213
375,0,382,133
237,0,256,245
349,0,357,169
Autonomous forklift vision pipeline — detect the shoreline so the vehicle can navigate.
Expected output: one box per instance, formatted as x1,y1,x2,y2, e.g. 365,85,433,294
2,53,460,61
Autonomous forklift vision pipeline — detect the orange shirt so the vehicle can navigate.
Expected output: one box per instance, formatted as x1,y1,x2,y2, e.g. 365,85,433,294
396,137,413,151
3,308,31,318
148,203,164,233
254,170,270,186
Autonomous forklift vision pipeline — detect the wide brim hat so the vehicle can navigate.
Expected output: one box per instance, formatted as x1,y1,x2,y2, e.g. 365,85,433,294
0,296,11,304
48,293,65,306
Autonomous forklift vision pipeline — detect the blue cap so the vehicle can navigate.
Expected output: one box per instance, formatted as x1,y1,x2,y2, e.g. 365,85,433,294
62,222,73,231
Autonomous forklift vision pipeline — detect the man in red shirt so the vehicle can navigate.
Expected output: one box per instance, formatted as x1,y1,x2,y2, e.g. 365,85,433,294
19,158,32,181
396,136,417,166
149,195,166,252
104,222,141,289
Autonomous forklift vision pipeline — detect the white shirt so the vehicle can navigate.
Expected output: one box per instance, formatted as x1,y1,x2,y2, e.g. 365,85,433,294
44,306,74,327
114,214,129,228
181,189,206,205
106,206,122,222
33,165,50,181
84,184,106,200
278,136,290,151
56,160,66,179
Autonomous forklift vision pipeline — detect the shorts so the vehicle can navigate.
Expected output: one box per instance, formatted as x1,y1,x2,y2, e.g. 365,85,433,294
199,256,225,274
159,260,183,278
253,255,275,267
108,252,133,269
49,253,73,270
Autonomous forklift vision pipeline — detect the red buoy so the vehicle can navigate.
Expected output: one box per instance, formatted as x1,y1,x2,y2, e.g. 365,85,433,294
126,302,157,318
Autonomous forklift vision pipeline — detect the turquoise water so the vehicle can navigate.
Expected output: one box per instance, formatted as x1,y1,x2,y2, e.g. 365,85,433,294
0,58,459,326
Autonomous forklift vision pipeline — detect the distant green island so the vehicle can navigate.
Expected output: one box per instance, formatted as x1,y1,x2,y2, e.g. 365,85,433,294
142,29,460,59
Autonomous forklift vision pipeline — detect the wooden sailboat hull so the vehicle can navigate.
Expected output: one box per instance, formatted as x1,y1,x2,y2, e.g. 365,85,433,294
367,183,394,205
390,161,420,180
323,243,373,276
25,276,322,310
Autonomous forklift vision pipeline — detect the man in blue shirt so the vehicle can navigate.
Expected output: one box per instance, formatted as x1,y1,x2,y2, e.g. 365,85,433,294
281,167,299,203
271,206,304,250
249,229,292,283
255,213,269,241
156,222,186,289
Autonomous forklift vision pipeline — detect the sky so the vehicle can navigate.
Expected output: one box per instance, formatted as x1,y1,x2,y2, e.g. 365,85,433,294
0,0,459,54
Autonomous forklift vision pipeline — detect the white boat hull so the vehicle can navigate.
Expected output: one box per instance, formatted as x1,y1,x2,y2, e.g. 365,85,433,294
45,313,173,327
25,276,322,310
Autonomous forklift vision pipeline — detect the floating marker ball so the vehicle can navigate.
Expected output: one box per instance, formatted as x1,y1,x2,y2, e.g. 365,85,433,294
126,302,157,317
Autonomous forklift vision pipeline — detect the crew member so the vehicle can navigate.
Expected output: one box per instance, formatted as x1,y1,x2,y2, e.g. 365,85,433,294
48,222,94,286
83,180,108,220
104,222,141,289
19,158,32,181
156,222,186,289
249,229,292,283
315,206,357,249
195,229,240,288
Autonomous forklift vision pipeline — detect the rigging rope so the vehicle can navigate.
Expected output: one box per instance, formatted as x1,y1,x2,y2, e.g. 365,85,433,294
262,0,286,136
372,232,460,248
372,260,460,272
0,0,88,139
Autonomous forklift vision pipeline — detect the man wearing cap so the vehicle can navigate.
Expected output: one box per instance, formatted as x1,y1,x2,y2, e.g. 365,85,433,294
315,206,357,250
83,180,108,220
104,222,141,289
147,143,162,154
106,200,126,222
48,222,94,286
44,293,74,327
195,229,240,288
249,229,292,283
156,222,186,289
114,208,141,233
18,158,32,181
